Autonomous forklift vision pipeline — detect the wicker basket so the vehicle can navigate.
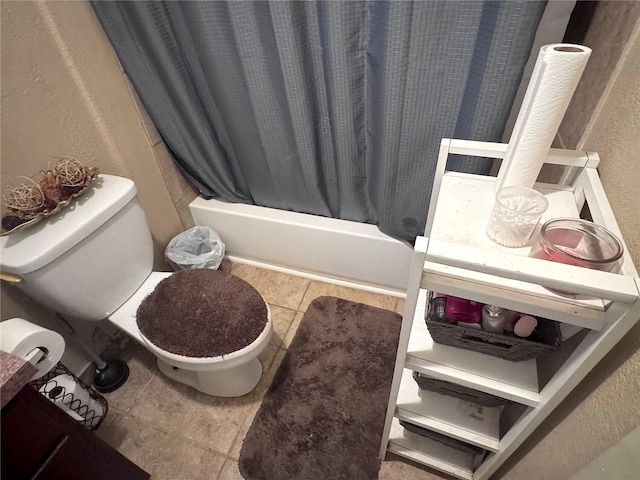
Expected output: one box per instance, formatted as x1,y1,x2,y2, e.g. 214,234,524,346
425,296,561,362
30,363,108,430
412,371,512,407
400,419,486,456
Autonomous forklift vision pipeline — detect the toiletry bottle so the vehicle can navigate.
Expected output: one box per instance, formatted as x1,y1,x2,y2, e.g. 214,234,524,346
445,296,483,326
482,305,507,333
430,296,455,324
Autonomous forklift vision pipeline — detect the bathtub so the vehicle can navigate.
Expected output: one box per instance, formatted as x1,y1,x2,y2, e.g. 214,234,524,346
189,198,412,295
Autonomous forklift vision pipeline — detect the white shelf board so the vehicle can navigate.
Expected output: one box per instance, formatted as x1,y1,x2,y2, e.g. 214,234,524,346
406,289,540,407
387,418,475,480
422,261,608,330
396,369,501,451
428,172,609,311
431,172,578,255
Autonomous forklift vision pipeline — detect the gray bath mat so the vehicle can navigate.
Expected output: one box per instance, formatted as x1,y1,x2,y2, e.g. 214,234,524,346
239,296,402,480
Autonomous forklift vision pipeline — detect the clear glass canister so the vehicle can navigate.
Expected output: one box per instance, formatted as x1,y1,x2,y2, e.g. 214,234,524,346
529,218,623,273
486,186,549,248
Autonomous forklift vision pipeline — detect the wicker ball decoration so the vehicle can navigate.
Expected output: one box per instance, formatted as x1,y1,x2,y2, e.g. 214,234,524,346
3,176,45,215
2,157,99,232
52,156,88,186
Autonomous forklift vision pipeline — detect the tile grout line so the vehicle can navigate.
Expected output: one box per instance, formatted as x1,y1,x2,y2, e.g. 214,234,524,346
267,302,298,349
217,456,243,480
125,407,233,459
103,408,228,473
123,370,159,414
278,307,301,349
233,262,311,312
295,280,312,311
117,409,175,438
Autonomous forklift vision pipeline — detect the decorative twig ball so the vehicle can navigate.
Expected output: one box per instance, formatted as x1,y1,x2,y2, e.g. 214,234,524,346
2,156,99,233
53,156,88,187
3,177,45,215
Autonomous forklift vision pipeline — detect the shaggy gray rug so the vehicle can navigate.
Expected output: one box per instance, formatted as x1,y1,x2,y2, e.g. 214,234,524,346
239,296,402,480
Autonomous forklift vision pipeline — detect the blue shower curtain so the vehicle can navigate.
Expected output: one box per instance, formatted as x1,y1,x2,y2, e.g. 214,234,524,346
92,1,545,240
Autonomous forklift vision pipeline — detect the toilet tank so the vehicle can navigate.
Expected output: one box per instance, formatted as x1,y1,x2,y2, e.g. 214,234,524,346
0,175,154,321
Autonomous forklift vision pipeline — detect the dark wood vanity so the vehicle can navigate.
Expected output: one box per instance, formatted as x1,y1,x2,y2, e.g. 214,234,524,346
1,352,149,480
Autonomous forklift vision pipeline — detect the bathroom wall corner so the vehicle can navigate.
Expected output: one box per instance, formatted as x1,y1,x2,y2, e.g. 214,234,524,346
0,0,189,368
498,5,640,479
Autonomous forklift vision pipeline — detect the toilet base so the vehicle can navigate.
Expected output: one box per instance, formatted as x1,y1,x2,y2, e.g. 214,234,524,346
157,357,263,397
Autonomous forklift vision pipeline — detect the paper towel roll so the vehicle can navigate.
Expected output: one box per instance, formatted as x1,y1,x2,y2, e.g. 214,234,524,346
496,44,591,191
0,318,65,380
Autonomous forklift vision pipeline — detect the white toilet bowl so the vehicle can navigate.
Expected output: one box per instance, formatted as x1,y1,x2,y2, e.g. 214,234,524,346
109,271,273,397
0,175,271,397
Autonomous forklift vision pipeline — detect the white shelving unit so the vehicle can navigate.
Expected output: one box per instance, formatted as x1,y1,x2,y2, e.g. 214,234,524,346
379,139,640,480
395,369,502,451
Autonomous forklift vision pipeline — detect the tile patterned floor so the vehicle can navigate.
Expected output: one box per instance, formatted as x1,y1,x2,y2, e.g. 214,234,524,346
96,263,446,480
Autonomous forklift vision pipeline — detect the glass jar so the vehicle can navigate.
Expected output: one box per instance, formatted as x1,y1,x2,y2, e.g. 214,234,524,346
486,186,549,247
529,218,623,273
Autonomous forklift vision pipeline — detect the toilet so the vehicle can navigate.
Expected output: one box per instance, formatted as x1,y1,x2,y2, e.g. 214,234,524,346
0,174,272,397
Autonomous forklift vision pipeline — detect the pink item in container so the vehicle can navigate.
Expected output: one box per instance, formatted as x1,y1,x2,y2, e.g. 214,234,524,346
444,296,483,325
529,218,623,273
514,315,538,338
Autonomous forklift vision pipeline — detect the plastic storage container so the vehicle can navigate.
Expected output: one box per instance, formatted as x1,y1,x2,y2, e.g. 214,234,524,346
400,419,486,456
412,371,512,407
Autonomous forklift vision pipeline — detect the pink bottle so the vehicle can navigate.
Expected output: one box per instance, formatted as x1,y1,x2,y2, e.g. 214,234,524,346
443,296,483,327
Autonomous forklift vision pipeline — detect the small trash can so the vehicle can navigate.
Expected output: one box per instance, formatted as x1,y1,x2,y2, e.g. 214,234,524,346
164,226,225,271
31,363,108,430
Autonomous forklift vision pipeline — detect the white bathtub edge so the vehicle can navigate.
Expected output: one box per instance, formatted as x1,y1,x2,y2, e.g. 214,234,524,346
226,254,406,298
189,197,413,292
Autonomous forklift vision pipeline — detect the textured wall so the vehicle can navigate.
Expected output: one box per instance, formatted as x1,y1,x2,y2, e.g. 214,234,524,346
0,1,197,373
500,4,640,479
579,28,640,269
0,1,191,247
559,1,640,150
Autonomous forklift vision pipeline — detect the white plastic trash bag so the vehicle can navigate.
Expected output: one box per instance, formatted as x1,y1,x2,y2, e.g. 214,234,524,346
164,226,225,271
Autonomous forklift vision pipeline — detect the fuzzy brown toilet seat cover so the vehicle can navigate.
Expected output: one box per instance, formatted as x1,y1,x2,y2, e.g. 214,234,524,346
136,269,268,358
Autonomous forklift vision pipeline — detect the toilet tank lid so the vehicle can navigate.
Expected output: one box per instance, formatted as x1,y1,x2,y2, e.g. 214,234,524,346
0,175,138,275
